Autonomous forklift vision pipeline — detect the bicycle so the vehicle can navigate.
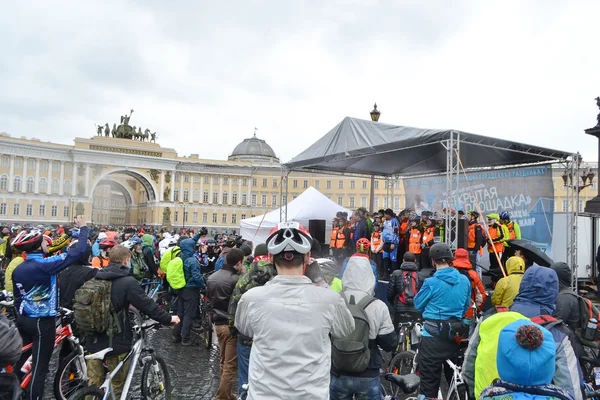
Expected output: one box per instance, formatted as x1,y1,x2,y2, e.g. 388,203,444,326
198,288,213,349
385,315,422,398
383,372,421,400
69,320,171,400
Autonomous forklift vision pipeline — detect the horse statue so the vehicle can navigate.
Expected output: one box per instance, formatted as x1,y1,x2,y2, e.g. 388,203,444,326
96,125,103,136
104,123,110,137
150,132,158,143
111,123,117,138
137,127,143,141
143,128,151,142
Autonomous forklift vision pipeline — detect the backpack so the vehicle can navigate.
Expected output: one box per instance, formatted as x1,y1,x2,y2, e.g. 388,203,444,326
398,271,418,306
166,256,186,290
73,279,122,341
331,294,376,373
160,246,181,274
561,291,600,342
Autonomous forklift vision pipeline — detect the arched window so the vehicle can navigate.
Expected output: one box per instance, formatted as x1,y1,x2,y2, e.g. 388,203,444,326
64,180,71,195
13,176,21,192
26,177,34,192
51,179,59,194
39,178,47,193
0,174,7,190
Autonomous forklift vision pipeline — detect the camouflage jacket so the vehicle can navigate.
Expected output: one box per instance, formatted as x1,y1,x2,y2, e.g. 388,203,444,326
228,258,276,345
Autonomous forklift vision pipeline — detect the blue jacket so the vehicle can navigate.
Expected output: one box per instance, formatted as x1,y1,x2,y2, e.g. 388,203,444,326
179,238,205,289
91,240,101,257
353,218,369,245
13,227,89,318
414,266,470,336
382,218,399,241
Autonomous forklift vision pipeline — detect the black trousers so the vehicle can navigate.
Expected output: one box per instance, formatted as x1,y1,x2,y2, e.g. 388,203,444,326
173,287,200,341
16,315,56,400
418,335,460,398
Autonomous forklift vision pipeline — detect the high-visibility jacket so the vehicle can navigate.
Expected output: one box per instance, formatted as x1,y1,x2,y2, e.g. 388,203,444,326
408,228,423,254
399,221,409,239
91,256,110,268
330,228,339,248
371,232,383,253
0,239,7,257
468,222,485,251
487,225,504,253
505,221,521,240
422,227,436,248
334,229,346,249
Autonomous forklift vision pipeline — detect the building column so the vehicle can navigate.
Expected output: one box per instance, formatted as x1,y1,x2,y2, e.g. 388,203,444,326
170,171,175,202
209,176,214,204
59,161,65,195
47,160,52,195
237,178,242,205
179,174,184,202
219,176,223,205
160,170,165,202
246,178,251,206
71,163,77,196
21,157,28,194
8,156,14,192
199,174,204,202
228,177,233,205
34,158,41,194
84,163,90,197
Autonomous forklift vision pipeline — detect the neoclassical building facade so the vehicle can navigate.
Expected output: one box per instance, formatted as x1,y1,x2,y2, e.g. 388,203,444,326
0,132,398,230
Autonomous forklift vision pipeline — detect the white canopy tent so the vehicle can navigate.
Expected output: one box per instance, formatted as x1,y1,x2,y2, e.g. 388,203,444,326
240,186,352,245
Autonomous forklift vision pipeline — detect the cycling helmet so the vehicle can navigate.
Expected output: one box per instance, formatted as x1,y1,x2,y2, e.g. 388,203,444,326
356,238,371,253
12,229,45,251
266,222,312,255
429,243,454,262
99,238,118,250
499,211,510,220
48,234,69,254
467,210,480,218
122,239,136,250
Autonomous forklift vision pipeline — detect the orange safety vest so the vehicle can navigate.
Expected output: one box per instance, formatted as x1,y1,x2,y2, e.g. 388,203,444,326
487,225,504,253
399,221,409,238
408,228,422,254
422,227,436,248
335,230,346,249
506,222,517,240
330,228,339,248
371,232,382,253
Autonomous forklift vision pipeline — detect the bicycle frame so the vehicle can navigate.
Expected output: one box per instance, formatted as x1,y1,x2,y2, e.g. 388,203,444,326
97,334,144,400
444,358,465,398
140,280,162,299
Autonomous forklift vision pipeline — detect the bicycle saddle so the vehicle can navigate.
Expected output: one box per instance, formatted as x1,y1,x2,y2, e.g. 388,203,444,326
582,356,600,367
384,373,420,394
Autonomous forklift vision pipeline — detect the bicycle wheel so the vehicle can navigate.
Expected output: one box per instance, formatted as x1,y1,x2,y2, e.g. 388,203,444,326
203,312,213,349
141,355,172,400
155,292,172,313
388,350,417,375
69,386,105,400
53,350,88,400
448,383,468,400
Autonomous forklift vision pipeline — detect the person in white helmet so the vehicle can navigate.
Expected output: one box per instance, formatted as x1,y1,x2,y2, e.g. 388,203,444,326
235,222,355,400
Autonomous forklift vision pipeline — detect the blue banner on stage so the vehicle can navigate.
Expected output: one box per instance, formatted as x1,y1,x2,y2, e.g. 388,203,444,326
404,166,555,253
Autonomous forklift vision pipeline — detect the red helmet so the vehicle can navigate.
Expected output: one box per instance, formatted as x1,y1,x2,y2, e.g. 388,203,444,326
99,238,118,250
356,238,371,253
12,229,45,251
266,222,313,255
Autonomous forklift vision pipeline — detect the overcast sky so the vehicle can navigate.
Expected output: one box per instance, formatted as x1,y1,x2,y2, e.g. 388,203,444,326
1,1,599,165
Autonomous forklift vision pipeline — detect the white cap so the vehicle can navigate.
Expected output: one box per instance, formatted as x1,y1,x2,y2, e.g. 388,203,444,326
98,232,108,240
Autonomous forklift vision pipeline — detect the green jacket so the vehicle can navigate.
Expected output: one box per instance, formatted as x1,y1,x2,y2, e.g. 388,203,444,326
228,258,276,345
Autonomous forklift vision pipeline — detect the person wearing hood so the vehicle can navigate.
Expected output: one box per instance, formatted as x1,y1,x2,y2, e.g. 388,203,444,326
141,233,158,278
330,247,397,399
82,245,178,398
491,256,525,307
462,266,584,400
414,243,471,399
452,248,486,328
480,320,575,400
158,232,172,252
551,262,580,333
215,240,235,271
486,213,508,272
91,232,107,258
171,236,206,346
387,252,423,334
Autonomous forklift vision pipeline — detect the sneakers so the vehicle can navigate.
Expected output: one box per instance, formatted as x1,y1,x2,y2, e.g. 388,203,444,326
182,338,197,346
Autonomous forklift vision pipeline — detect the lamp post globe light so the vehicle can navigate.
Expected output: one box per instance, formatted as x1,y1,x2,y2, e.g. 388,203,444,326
368,103,380,212
585,97,600,213
370,103,381,122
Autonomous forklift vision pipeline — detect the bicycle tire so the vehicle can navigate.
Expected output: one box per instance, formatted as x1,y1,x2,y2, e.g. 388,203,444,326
53,350,87,400
447,383,468,400
203,312,213,349
388,350,417,376
69,386,105,400
141,355,172,400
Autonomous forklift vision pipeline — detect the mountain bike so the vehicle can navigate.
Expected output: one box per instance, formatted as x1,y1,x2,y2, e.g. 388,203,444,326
198,289,213,349
69,320,171,400
383,373,421,400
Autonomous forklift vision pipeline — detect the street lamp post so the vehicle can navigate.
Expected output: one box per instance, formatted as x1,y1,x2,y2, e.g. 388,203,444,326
585,97,600,213
180,203,189,230
369,103,380,212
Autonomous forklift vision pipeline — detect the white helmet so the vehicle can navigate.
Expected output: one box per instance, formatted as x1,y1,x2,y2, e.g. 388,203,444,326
266,222,313,255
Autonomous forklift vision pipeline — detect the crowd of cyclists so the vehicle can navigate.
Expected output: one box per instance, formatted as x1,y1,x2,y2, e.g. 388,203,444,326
0,205,598,400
